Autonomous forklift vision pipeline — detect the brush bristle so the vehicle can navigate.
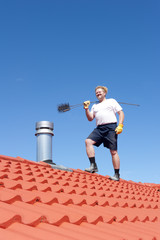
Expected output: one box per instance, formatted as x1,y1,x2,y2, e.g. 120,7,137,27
57,103,70,112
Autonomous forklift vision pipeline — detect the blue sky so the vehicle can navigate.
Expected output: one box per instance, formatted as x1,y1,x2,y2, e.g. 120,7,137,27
0,0,159,183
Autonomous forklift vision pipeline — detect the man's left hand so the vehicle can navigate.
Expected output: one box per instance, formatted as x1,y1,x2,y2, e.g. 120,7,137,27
115,124,123,134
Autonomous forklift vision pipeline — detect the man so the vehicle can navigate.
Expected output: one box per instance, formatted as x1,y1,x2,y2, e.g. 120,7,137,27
83,86,124,181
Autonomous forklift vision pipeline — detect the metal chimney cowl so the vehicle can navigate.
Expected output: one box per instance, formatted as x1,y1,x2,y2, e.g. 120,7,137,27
35,121,54,163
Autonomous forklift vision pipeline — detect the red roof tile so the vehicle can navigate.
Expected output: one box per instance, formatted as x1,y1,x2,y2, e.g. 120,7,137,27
0,154,160,240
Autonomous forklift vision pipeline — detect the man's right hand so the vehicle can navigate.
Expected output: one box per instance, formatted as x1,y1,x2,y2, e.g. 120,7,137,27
83,100,90,109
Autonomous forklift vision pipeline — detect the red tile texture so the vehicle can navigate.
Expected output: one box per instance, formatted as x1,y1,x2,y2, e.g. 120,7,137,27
0,155,160,240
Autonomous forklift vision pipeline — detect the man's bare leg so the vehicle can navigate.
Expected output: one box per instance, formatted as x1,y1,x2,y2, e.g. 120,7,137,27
110,150,120,169
85,139,96,158
110,150,120,181
85,139,98,173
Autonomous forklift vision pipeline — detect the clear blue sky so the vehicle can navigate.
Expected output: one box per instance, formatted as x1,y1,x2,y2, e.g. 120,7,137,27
0,0,159,183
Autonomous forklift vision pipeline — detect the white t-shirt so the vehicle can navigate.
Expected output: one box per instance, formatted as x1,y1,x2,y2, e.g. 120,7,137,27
90,98,122,126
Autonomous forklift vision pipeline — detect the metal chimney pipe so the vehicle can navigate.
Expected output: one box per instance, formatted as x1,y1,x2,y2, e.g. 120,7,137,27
35,121,54,162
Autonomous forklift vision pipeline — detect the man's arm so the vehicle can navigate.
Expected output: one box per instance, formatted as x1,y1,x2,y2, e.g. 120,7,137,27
83,100,94,121
115,110,124,134
85,109,94,121
117,110,124,125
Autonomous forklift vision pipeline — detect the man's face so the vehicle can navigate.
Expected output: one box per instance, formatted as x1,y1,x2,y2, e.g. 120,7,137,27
95,88,106,101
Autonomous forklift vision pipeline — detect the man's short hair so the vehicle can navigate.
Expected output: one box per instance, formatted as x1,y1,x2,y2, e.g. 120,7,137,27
95,86,108,94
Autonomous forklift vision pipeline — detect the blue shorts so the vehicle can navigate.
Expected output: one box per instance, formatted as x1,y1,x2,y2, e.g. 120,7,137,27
87,123,118,150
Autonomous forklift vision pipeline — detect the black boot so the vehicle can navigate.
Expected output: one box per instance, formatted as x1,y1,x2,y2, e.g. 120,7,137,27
109,173,120,181
85,163,98,173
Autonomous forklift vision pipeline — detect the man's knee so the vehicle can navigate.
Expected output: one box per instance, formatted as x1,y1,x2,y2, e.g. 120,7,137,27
110,150,117,156
85,138,94,146
85,138,91,146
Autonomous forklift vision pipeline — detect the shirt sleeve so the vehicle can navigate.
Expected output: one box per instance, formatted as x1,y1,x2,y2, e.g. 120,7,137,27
112,99,123,113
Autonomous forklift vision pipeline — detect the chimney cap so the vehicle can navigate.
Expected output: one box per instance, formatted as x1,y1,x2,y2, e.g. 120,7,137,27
36,121,54,130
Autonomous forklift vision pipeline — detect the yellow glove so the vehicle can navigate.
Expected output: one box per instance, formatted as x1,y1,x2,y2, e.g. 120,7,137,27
115,124,123,134
83,100,90,109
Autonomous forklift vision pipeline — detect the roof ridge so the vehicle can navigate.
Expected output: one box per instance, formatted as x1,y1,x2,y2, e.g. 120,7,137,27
0,155,160,187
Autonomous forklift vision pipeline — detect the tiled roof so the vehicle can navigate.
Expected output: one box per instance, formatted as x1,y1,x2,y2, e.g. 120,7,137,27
0,155,160,240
